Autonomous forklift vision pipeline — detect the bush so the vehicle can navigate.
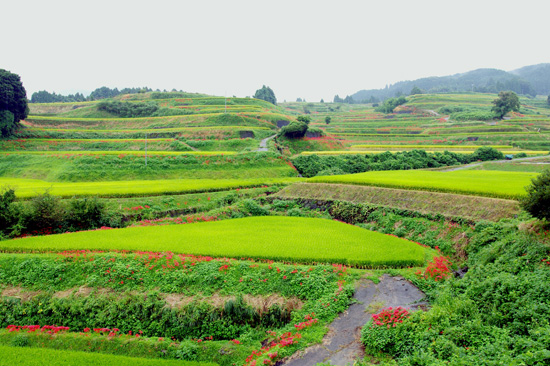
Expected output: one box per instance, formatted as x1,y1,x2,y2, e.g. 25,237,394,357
0,187,22,238
521,168,550,221
280,121,308,139
469,147,504,162
316,167,345,176
23,191,66,234
236,199,268,216
287,208,304,217
97,100,160,118
66,197,107,230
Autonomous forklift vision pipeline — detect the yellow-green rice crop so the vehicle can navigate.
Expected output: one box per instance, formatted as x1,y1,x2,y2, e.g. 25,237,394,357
0,217,429,267
301,150,547,156
0,345,216,366
0,151,236,156
0,177,303,198
308,170,537,199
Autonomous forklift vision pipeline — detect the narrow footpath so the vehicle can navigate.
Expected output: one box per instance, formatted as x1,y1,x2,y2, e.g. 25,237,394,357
284,275,426,366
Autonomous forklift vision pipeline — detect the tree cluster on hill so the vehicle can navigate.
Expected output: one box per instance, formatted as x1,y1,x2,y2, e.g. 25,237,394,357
333,94,379,104
374,96,407,113
291,147,504,177
30,86,152,103
96,100,193,118
0,69,28,137
30,90,87,103
491,91,520,119
97,100,159,118
351,67,540,102
253,85,277,105
277,115,312,139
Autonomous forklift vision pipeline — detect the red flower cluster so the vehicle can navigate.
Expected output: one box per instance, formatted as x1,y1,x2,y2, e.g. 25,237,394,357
294,313,318,330
371,307,410,328
244,331,302,366
7,324,70,334
416,256,452,281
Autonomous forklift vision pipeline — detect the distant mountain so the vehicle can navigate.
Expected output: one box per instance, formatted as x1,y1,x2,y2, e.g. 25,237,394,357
351,65,550,102
510,63,550,95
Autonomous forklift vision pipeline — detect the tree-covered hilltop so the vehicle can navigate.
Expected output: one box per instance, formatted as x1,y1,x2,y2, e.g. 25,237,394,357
350,65,550,102
510,63,550,95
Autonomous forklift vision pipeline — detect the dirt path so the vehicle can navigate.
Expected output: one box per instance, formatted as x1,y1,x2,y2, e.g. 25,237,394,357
257,134,277,152
283,275,426,366
441,155,550,172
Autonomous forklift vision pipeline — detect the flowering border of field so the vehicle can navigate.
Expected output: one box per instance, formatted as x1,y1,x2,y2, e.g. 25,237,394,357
0,217,429,267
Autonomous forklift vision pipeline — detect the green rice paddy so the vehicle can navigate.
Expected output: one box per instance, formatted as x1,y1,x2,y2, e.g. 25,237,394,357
308,170,537,199
0,345,215,366
0,216,429,267
0,177,302,198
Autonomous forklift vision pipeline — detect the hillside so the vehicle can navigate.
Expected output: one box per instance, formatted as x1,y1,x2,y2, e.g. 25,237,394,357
511,63,550,95
350,65,550,102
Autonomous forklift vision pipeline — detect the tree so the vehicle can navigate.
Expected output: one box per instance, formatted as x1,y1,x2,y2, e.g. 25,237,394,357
547,95,550,106
521,169,550,221
333,95,344,103
325,116,331,125
410,86,423,95
469,146,504,162
491,91,520,119
0,69,28,137
320,99,324,103
280,121,308,139
297,115,311,125
253,85,277,105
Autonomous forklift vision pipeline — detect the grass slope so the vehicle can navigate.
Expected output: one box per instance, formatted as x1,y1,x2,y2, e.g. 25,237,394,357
0,345,216,366
308,170,537,199
0,217,428,267
274,183,520,222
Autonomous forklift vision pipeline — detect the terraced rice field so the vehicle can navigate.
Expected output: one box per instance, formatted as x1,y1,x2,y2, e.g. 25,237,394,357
308,170,536,199
0,216,429,267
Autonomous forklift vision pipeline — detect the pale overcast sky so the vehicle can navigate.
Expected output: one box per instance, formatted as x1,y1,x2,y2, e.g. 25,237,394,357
2,0,548,102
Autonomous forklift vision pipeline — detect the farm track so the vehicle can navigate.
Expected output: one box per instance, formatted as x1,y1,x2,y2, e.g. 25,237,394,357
441,155,550,172
283,275,426,366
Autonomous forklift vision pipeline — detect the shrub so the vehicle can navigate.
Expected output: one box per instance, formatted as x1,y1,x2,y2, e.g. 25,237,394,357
23,191,66,234
280,121,308,139
237,199,269,216
286,208,304,217
97,100,159,118
0,187,22,238
521,168,550,221
469,146,504,162
66,197,107,230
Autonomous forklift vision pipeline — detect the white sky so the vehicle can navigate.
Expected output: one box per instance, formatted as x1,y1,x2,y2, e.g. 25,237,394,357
2,0,549,102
